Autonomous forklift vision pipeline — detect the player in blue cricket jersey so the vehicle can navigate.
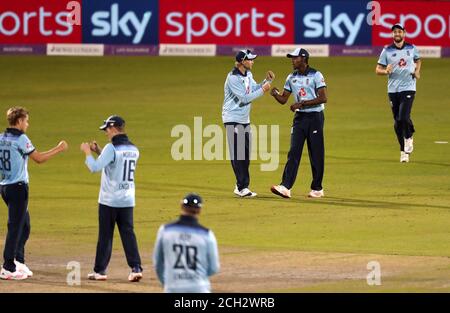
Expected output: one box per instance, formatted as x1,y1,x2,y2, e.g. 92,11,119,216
153,193,220,293
376,23,422,163
270,48,328,199
222,49,273,197
0,107,68,280
80,115,143,282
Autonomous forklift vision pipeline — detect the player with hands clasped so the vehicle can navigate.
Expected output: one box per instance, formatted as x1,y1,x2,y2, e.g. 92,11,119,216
0,107,68,280
270,48,328,199
222,49,273,198
81,115,143,282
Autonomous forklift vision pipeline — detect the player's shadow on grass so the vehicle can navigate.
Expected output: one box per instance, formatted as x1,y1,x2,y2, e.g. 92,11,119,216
25,269,150,292
328,155,450,167
256,195,450,210
139,181,233,194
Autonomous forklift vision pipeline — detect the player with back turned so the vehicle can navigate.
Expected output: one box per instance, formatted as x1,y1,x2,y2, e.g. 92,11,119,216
153,193,220,293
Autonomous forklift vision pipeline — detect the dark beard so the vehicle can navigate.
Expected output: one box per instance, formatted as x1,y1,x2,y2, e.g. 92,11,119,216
394,37,404,43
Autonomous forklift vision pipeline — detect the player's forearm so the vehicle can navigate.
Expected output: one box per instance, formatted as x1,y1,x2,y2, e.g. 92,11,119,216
154,260,165,284
238,88,264,104
272,90,290,104
273,93,288,104
156,271,164,284
301,94,327,107
415,59,422,73
91,146,101,155
207,262,220,276
376,66,389,75
85,155,103,173
31,146,63,164
260,78,273,86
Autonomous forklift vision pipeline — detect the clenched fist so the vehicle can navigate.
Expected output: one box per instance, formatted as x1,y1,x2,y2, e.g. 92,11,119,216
57,140,68,152
89,141,101,155
80,142,91,154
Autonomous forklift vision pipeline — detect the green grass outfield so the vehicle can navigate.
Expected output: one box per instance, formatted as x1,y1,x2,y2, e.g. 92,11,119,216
0,55,449,291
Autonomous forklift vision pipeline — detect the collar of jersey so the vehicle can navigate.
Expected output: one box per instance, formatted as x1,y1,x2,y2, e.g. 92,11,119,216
293,66,312,76
179,215,201,226
232,67,248,77
5,128,24,136
111,134,130,146
389,42,411,50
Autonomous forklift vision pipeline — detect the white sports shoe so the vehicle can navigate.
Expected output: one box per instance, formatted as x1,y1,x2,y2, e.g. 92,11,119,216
308,189,324,198
404,137,414,154
87,272,107,281
14,260,33,277
270,185,291,198
0,267,28,280
400,151,409,163
128,270,143,282
233,186,257,197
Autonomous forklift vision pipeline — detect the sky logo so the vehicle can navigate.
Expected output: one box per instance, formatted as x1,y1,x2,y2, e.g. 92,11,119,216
295,0,371,46
82,0,158,45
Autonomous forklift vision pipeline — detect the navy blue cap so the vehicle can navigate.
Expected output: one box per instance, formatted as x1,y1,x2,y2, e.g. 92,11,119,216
391,23,405,31
287,48,310,58
235,49,257,62
99,115,125,130
182,193,203,209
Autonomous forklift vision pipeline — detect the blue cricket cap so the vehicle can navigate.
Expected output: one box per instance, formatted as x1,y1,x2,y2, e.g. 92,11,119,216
287,48,310,58
99,115,125,130
235,49,257,62
392,23,405,31
182,193,203,209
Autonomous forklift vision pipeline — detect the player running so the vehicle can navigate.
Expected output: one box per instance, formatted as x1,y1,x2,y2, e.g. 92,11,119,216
376,23,421,163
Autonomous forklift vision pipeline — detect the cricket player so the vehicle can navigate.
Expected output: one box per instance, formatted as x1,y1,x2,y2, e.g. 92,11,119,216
80,115,143,282
0,107,68,280
270,48,328,199
222,49,273,197
376,23,421,163
153,193,220,293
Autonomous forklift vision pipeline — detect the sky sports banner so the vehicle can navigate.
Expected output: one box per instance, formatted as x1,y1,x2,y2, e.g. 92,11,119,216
295,0,372,46
372,0,450,46
0,0,82,44
82,0,158,45
159,0,294,44
0,0,450,47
